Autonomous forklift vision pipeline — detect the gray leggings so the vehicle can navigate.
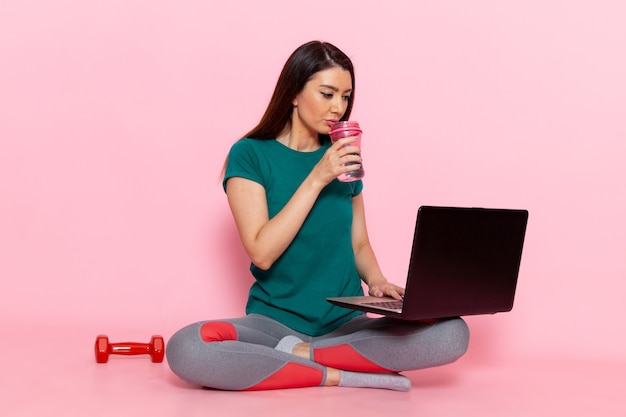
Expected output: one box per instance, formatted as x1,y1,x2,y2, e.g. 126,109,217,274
166,314,469,390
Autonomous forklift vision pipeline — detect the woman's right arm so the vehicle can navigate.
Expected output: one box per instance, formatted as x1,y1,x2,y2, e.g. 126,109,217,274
226,175,323,270
225,137,360,270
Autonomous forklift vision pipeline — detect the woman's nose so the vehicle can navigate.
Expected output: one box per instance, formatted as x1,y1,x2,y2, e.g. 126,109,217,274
330,97,346,115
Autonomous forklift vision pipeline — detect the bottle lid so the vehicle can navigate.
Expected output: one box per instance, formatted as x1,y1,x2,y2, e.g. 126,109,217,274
329,121,362,135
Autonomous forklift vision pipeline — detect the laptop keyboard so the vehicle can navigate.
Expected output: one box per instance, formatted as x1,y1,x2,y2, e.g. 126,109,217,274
363,300,404,310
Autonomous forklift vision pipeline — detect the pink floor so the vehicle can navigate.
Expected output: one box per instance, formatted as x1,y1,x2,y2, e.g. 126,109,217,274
3,321,624,417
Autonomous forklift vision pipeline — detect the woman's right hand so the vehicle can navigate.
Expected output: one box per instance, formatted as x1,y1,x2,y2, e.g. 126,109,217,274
311,137,362,185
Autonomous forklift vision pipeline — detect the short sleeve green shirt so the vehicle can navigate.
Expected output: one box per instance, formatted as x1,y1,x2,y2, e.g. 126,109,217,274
223,138,364,336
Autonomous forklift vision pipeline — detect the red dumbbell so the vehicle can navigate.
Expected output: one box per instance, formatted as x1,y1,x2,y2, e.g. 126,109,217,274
94,334,165,363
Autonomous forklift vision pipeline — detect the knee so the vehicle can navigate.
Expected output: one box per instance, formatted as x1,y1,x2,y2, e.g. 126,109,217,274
165,323,202,381
165,321,239,385
440,317,470,363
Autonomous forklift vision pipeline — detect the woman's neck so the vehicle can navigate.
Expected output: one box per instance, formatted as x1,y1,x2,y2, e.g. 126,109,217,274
276,128,320,152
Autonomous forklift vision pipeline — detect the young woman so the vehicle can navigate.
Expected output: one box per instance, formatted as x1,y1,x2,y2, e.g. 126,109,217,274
166,41,469,391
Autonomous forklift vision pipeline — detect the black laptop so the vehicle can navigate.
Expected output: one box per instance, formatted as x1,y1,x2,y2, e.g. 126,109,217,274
327,206,528,320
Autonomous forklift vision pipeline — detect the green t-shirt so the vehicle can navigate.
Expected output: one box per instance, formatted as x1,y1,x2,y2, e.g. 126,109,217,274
223,138,364,336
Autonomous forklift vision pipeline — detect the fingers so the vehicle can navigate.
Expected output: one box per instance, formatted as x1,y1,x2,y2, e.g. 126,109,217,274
326,142,362,171
387,287,404,301
331,139,361,157
331,136,358,148
370,284,405,300
314,137,362,184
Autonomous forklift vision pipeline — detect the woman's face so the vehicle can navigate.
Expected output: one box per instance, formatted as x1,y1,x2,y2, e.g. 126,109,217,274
292,67,353,136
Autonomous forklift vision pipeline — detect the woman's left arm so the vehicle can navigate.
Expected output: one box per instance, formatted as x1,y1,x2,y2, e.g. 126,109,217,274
351,193,404,300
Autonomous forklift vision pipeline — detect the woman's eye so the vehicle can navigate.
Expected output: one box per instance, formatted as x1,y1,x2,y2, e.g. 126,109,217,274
342,95,351,101
321,92,333,99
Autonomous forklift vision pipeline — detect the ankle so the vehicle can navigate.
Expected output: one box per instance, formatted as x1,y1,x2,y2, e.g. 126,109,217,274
324,367,341,386
292,342,311,360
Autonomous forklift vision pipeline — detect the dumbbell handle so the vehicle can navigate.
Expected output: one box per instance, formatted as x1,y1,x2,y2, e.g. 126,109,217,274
109,342,153,356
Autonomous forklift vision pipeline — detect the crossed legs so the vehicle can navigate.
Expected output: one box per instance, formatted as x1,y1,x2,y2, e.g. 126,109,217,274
166,314,469,391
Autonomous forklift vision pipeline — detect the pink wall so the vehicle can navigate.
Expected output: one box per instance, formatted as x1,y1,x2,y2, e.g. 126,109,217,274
2,0,625,363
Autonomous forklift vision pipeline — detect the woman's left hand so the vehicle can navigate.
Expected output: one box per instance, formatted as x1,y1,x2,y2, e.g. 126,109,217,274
368,282,405,300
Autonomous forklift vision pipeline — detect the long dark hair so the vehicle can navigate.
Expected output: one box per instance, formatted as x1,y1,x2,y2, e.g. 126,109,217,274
222,41,355,178
244,40,356,140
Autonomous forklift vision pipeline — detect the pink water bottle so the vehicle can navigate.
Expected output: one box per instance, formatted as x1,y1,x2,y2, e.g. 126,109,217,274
329,121,365,182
